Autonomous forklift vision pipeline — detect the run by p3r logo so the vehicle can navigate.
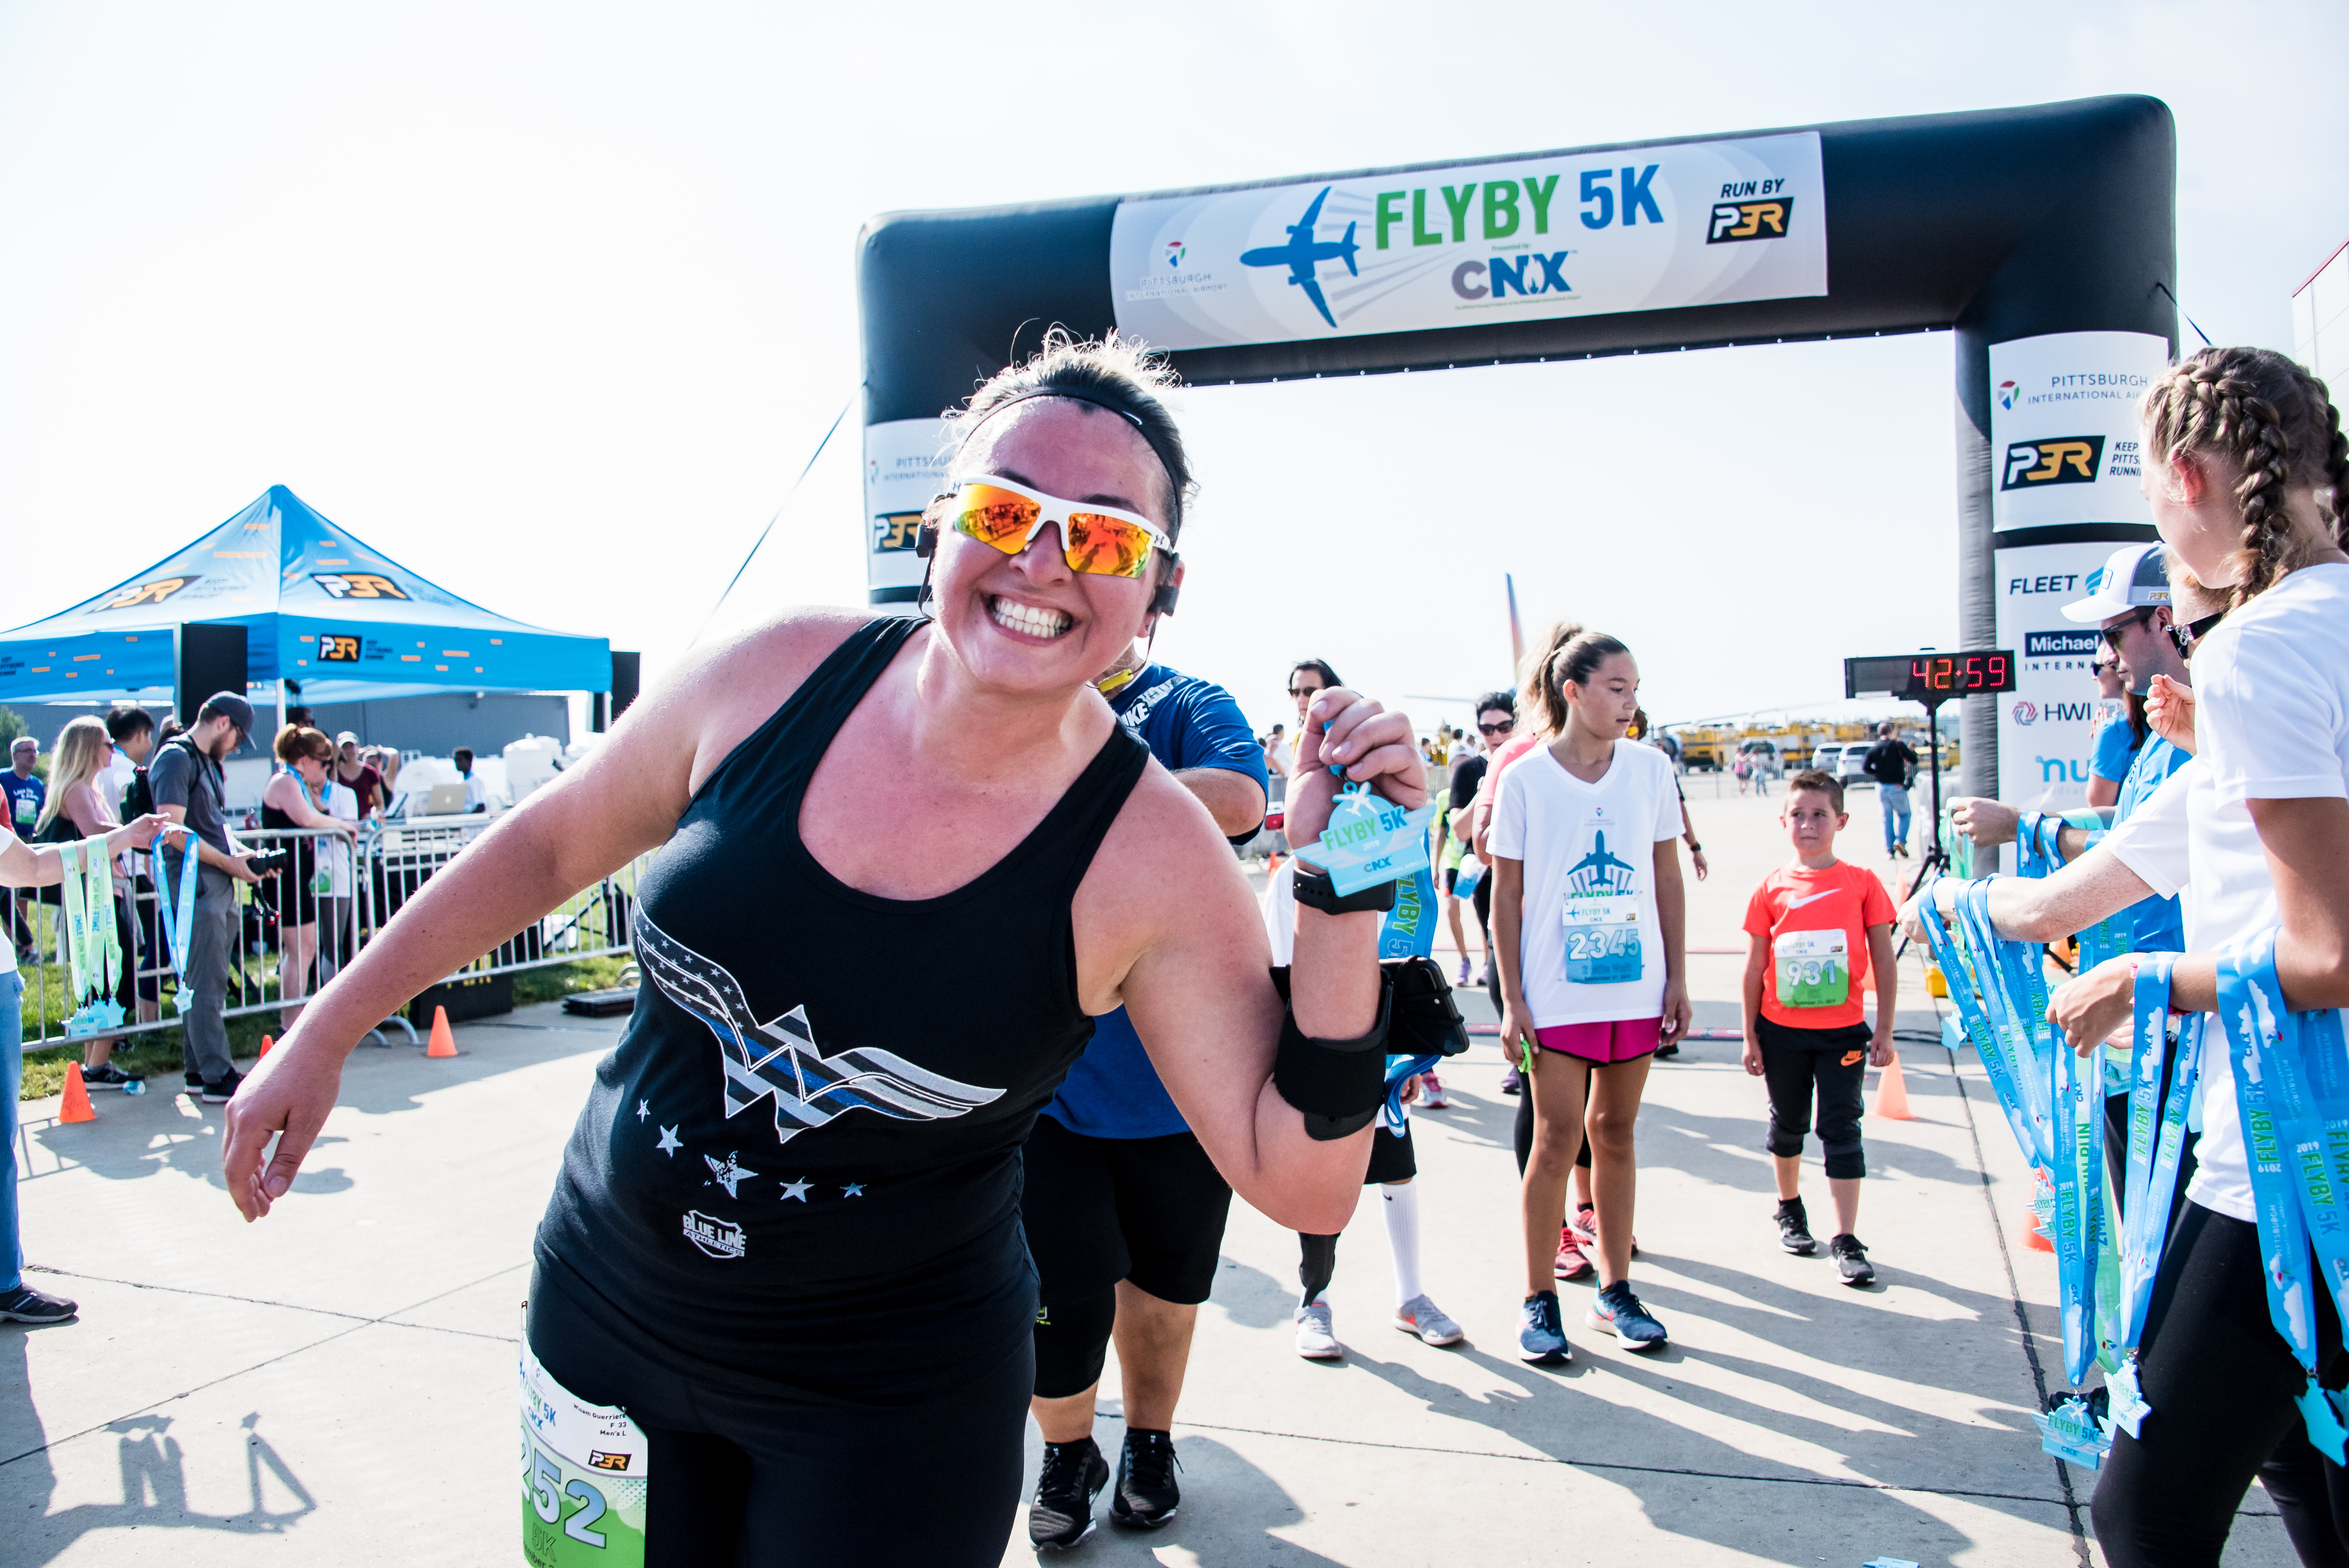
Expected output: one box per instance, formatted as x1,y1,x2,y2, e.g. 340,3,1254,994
1706,197,1794,244
312,572,408,600
2001,435,2105,492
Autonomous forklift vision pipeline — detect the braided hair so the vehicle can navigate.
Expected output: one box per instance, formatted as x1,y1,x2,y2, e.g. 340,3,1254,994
2140,347,2349,605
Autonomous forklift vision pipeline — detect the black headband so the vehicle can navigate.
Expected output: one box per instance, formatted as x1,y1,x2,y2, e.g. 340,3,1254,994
957,388,1183,532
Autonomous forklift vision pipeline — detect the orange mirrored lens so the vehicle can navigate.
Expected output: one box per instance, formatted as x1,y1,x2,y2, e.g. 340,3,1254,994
952,486,1041,553
1064,514,1152,578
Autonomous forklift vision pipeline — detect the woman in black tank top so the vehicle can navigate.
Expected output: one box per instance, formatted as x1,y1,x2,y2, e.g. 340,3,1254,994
221,336,1429,1567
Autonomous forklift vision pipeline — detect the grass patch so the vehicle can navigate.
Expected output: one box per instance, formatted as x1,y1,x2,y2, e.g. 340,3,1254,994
19,956,633,1100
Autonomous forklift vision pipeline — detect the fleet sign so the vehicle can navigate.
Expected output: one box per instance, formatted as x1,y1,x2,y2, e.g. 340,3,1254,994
1110,134,1827,352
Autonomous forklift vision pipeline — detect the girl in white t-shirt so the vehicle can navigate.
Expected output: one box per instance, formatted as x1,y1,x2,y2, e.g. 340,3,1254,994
1907,348,2349,1565
1490,632,1691,1363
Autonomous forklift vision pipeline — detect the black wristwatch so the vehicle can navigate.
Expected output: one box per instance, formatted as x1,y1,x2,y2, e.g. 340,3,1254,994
1686,840,1703,852
1290,862,1397,916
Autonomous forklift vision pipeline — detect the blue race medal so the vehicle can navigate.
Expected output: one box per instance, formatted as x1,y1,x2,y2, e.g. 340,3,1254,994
2218,934,2349,1462
153,825,203,1016
1310,782,1436,896
59,837,127,1037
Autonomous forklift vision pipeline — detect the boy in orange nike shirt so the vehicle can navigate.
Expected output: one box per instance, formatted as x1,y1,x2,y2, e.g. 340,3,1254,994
1740,769,1897,1286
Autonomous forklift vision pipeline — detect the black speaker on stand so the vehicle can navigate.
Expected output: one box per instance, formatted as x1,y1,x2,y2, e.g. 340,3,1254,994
176,622,248,738
596,651,640,732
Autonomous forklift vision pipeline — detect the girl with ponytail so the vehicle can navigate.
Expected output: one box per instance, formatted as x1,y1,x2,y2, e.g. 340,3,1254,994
1488,630,1692,1363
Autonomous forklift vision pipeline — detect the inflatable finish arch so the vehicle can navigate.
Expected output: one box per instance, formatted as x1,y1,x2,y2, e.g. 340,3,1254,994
856,95,2176,804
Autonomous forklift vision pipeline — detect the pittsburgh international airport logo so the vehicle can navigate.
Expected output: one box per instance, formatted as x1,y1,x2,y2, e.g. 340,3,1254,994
1164,240,1185,268
1998,380,2019,411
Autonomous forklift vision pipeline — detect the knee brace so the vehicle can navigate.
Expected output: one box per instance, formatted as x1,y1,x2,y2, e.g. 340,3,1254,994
1031,1285,1117,1401
1298,1232,1339,1308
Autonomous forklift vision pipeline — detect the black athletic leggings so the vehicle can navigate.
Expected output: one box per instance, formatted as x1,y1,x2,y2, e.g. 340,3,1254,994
528,1267,1032,1568
2093,1201,2349,1567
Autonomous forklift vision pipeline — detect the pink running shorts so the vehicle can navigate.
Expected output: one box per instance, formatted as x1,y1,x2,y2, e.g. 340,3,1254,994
1535,1017,1665,1065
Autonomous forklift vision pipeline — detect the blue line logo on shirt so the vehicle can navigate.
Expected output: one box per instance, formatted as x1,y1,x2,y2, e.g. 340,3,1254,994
635,911,1006,1146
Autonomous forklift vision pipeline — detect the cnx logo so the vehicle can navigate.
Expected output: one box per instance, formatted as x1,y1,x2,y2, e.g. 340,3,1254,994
1451,251,1572,301
2001,435,2105,491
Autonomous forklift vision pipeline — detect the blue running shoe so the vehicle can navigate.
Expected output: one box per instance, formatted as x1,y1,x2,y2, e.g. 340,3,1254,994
1518,1290,1571,1364
1588,1281,1668,1351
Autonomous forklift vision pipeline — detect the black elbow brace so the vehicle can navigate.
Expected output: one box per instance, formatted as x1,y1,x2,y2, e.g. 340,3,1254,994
1270,965,1394,1141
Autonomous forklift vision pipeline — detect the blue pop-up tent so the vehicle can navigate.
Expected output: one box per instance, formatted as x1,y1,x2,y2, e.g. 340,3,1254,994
0,486,610,706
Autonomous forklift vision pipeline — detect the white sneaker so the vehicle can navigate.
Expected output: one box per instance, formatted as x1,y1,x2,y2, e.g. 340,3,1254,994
1418,1072,1449,1109
1294,1301,1342,1359
1394,1295,1464,1346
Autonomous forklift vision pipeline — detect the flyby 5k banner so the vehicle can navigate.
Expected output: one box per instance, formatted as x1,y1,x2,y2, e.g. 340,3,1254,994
1988,330,2172,814
1111,134,1826,351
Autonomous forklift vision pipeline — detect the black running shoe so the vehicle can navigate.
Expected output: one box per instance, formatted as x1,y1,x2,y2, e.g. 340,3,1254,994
0,1285,78,1324
1776,1198,1816,1256
1111,1429,1181,1529
1029,1437,1109,1550
81,1062,138,1090
1831,1233,1876,1286
201,1069,244,1105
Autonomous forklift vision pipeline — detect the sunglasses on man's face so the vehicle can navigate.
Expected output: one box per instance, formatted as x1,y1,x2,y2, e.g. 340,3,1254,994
934,475,1173,580
2101,607,2158,653
1289,684,1323,698
1479,719,1515,736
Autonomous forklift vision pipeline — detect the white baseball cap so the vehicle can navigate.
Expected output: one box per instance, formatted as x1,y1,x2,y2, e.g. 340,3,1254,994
2062,543,2172,624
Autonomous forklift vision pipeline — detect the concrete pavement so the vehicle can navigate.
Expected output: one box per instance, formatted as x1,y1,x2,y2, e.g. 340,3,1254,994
2,781,2299,1565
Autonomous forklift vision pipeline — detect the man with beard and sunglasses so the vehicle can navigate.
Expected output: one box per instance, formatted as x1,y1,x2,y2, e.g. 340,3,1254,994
221,332,1429,1568
1021,638,1266,1549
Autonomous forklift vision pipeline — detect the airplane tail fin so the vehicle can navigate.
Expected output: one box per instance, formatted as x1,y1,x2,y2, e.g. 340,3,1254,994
1341,222,1359,275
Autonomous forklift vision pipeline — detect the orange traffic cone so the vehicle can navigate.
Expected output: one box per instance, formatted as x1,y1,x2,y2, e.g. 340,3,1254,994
426,1006,458,1058
1266,852,1282,877
2025,1210,2056,1253
60,1062,96,1123
259,1033,274,1058
1874,1053,1917,1121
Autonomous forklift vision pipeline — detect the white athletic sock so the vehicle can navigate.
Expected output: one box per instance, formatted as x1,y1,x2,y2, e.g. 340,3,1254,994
1382,1181,1424,1306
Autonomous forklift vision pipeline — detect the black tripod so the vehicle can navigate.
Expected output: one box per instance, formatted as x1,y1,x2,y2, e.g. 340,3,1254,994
1893,696,1953,958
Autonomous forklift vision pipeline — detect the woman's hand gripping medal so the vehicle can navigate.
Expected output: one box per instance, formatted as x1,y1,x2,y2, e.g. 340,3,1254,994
1281,687,1428,864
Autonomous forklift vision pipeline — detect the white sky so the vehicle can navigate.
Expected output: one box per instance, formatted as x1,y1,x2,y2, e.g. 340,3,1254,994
4,1,2344,740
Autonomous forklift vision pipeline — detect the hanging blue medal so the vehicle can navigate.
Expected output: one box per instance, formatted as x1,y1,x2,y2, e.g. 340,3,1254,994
1919,885,2043,1172
153,824,203,1016
2218,933,2349,1461
2106,954,2199,1438
58,836,127,1036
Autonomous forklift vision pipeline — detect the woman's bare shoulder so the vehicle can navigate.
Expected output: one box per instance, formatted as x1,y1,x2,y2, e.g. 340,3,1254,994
672,608,902,795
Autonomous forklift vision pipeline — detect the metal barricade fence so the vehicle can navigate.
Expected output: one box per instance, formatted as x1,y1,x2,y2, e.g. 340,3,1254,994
6,819,648,1049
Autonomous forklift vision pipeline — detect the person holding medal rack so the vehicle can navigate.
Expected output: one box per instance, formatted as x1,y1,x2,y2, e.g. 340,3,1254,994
1904,346,2349,1568
217,331,1447,1568
0,810,172,1324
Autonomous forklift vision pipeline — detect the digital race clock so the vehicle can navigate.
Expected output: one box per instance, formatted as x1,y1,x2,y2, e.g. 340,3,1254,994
1844,650,2016,704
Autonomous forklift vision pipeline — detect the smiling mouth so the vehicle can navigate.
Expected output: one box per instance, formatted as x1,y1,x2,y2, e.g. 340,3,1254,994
988,596,1071,640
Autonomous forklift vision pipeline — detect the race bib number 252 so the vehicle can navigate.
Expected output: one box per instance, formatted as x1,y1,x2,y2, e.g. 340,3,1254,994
522,1339,647,1566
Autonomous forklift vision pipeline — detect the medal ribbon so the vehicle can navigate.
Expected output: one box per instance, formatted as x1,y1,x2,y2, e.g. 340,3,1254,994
1918,886,2044,1171
2216,932,2349,1461
2106,956,2200,1438
1376,855,1442,1135
153,825,202,1008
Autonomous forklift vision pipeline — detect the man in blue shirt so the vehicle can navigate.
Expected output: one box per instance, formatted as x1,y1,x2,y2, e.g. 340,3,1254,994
4,739,45,962
1023,644,1265,1549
